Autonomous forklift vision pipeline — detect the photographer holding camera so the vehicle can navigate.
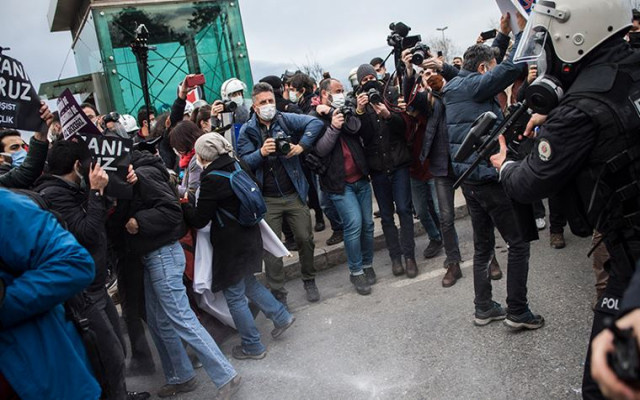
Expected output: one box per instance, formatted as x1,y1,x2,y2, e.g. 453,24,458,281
237,82,324,307
312,78,376,295
402,55,463,283
354,64,418,278
488,1,640,397
442,11,544,329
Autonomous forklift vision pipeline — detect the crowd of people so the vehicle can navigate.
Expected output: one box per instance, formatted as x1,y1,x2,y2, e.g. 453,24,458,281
2,1,640,399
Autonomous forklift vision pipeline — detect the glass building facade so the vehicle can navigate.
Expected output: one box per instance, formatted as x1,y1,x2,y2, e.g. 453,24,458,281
71,1,253,115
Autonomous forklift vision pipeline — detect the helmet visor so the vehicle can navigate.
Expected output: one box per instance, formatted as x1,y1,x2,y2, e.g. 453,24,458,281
514,17,551,64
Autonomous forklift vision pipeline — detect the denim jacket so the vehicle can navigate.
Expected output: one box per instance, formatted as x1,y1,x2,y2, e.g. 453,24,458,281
237,111,323,202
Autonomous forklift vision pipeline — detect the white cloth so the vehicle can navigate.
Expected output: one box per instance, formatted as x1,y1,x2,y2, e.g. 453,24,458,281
259,219,290,258
192,222,236,328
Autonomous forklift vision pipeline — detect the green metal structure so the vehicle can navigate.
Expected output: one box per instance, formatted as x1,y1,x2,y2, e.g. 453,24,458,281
44,0,253,115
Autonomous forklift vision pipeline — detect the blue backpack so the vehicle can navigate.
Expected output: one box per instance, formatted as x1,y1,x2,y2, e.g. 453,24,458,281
209,161,267,227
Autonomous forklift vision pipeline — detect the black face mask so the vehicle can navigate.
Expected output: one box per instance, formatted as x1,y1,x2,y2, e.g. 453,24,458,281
361,80,381,92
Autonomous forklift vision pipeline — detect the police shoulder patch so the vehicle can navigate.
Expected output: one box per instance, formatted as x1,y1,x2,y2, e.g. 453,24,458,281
538,139,552,162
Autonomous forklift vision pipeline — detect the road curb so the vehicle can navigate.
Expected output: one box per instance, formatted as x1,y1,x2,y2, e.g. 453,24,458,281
270,203,468,282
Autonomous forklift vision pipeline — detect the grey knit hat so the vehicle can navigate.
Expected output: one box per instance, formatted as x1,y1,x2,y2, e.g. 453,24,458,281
194,132,233,162
356,64,377,84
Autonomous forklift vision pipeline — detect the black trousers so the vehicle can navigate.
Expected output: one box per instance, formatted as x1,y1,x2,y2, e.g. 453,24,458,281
462,182,531,314
117,255,154,368
82,288,127,400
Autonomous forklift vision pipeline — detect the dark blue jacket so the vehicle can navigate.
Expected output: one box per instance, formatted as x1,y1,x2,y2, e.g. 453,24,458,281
0,189,100,400
237,111,323,202
443,32,526,183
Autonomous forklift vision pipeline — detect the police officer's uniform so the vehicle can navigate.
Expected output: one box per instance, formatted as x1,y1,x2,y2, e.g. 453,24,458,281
500,33,640,399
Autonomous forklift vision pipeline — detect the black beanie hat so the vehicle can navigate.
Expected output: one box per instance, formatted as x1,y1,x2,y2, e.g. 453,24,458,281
356,64,377,85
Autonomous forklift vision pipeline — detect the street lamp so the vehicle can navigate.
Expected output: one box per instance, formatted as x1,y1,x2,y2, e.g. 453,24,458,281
436,26,449,60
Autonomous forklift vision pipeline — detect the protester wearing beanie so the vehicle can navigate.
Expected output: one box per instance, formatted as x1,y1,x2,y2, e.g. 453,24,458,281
183,133,296,361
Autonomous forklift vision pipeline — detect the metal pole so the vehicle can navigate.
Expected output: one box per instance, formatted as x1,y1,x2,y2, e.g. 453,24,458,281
436,26,449,60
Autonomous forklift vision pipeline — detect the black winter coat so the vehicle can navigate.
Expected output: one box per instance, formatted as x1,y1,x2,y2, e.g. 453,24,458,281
358,108,410,174
0,136,48,189
124,150,186,255
182,154,263,292
34,175,108,292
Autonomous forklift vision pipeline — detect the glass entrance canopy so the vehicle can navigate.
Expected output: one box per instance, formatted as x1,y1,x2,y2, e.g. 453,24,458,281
69,1,253,114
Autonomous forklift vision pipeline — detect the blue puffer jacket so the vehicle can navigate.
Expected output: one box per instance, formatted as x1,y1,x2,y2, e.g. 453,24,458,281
443,32,526,183
0,189,100,400
237,111,323,202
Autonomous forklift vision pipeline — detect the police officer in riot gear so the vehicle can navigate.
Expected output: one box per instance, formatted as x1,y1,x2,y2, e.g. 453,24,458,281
489,1,640,398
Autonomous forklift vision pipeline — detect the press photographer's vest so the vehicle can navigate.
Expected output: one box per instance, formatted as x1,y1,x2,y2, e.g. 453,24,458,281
564,51,640,286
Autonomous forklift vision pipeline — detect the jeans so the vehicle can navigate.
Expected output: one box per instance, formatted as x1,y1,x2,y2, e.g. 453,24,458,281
320,188,343,232
264,194,316,291
433,171,462,265
329,179,375,275
142,241,236,388
371,168,415,260
223,274,292,354
461,183,531,314
410,178,442,242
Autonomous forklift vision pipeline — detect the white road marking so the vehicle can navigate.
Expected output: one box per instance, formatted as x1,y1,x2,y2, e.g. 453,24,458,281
391,260,474,288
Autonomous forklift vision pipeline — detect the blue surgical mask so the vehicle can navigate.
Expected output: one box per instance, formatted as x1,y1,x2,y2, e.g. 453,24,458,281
289,90,299,103
11,149,27,168
377,73,385,80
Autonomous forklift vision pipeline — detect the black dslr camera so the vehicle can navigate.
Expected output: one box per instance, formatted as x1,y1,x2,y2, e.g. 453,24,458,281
222,100,237,113
409,43,431,65
103,111,120,125
274,132,291,155
336,106,355,118
360,81,383,105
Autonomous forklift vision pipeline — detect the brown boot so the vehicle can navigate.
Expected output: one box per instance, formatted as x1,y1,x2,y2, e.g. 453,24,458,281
490,256,502,280
442,263,462,287
405,258,419,278
550,233,566,249
391,258,405,276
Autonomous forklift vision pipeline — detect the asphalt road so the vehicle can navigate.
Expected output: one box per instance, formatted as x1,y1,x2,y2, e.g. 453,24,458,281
127,215,597,400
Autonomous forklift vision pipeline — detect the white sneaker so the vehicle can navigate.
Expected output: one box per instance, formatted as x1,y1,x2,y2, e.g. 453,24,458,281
535,218,546,230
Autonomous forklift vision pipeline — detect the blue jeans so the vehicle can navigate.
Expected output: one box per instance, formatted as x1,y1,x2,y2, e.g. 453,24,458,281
223,274,292,355
410,178,442,242
371,168,415,260
320,188,343,232
142,241,237,388
329,179,375,275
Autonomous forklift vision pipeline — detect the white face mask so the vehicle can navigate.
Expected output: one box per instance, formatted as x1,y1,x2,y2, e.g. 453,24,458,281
258,104,277,121
330,93,346,108
289,90,298,103
230,95,244,107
